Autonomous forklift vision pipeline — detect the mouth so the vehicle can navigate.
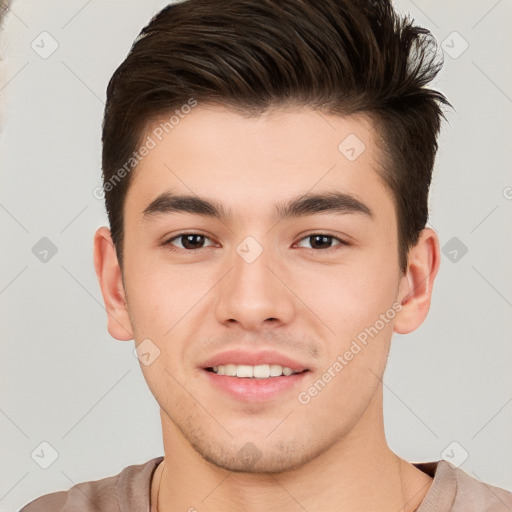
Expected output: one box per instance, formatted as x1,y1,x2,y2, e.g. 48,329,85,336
204,364,308,378
200,350,312,402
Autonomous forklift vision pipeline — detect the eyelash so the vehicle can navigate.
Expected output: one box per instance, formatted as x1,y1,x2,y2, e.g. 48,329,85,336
162,232,349,254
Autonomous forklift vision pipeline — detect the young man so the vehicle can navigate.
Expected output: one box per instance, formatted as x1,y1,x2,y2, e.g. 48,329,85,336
20,0,512,511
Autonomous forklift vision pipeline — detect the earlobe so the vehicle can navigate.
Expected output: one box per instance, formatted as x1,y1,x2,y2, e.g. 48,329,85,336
93,227,134,341
394,228,440,335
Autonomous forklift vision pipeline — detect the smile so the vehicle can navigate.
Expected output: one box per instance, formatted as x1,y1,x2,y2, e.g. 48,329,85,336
207,364,304,378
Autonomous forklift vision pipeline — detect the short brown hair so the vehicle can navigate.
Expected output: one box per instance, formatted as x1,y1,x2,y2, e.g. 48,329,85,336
101,0,452,271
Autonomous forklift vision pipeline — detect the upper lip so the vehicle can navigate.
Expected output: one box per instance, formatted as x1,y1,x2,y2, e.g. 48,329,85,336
200,349,310,372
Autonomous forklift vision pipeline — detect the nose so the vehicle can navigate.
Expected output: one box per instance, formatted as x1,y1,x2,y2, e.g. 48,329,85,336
214,239,296,331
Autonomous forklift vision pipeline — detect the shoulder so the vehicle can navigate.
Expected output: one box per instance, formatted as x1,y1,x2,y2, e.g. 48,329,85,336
18,457,163,512
415,460,512,512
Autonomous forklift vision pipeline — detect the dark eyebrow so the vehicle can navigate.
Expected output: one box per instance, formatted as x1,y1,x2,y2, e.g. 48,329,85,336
142,192,232,221
274,190,373,221
141,190,373,223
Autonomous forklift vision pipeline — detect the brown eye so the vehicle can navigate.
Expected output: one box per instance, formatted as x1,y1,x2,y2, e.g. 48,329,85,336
165,233,215,251
295,234,346,250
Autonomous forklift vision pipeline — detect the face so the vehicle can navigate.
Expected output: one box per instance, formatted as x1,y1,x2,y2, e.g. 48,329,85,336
113,105,408,472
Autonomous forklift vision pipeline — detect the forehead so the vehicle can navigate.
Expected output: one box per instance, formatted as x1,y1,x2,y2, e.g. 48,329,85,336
125,105,392,223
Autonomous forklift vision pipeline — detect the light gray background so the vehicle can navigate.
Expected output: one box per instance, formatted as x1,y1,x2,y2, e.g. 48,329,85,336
1,1,511,510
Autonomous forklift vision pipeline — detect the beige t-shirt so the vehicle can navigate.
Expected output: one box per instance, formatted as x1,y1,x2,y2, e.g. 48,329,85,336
19,456,512,511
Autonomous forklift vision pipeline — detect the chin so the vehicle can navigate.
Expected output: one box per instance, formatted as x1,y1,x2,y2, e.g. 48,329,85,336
188,433,332,475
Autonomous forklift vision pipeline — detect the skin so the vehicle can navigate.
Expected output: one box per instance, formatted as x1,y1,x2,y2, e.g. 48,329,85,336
94,105,440,512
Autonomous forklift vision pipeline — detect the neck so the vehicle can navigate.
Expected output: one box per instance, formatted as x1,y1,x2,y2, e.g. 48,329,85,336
152,393,432,512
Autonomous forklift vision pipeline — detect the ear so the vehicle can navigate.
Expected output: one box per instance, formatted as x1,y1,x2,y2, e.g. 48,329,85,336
93,226,134,341
394,228,441,335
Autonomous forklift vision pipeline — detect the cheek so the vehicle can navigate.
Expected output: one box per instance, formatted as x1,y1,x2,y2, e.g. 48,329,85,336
293,263,397,422
294,258,398,339
125,263,201,396
123,259,218,369
124,238,203,321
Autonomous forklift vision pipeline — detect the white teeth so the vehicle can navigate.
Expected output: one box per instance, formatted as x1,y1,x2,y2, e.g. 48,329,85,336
212,364,300,378
269,364,283,376
225,364,237,376
236,365,253,378
253,364,270,378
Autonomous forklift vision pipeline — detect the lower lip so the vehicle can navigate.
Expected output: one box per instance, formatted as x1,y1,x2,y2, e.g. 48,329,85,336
202,369,309,402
